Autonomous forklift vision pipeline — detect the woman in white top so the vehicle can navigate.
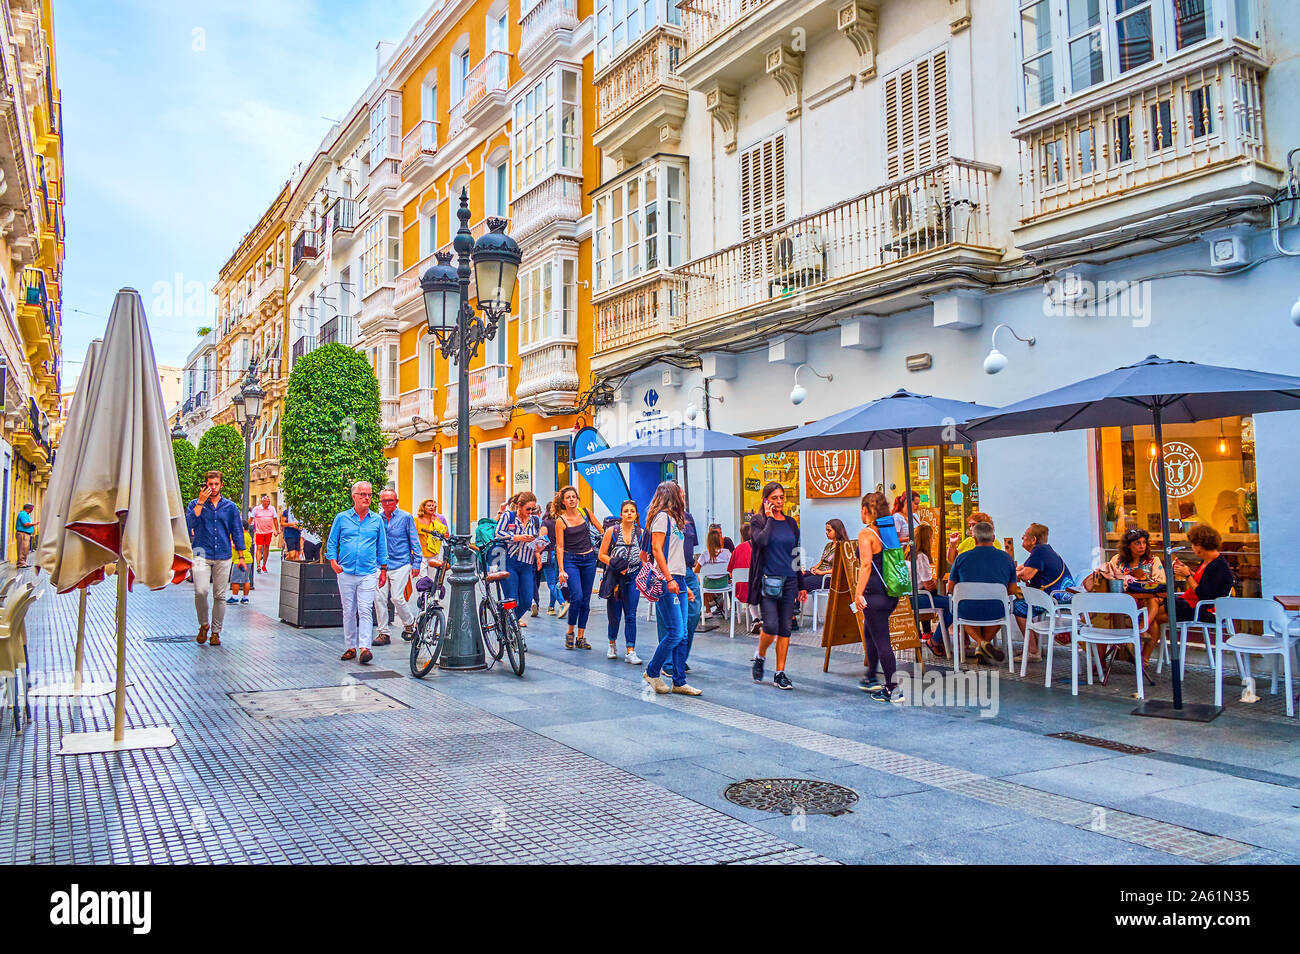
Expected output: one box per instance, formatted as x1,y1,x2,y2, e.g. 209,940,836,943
892,492,922,543
642,481,700,697
910,523,952,657
695,525,732,618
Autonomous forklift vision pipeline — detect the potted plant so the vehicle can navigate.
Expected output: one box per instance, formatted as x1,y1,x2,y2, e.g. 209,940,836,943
279,343,387,627
1104,487,1118,533
1244,490,1258,535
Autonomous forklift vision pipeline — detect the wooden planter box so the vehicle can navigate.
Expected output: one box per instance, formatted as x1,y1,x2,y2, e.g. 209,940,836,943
279,560,342,628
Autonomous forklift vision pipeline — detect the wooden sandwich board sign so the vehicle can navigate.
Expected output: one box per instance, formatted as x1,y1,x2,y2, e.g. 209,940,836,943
888,596,923,670
821,542,868,672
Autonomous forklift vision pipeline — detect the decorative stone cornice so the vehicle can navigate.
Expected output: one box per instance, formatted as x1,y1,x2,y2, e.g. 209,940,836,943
765,44,804,120
836,0,879,80
703,83,739,154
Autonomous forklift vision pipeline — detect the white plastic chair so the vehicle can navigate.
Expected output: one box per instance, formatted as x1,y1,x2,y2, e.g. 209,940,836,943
701,573,733,629
1023,586,1076,684
1070,593,1146,699
1214,598,1298,716
803,574,830,629
951,582,1016,673
729,568,749,639
914,589,948,657
1157,592,1232,677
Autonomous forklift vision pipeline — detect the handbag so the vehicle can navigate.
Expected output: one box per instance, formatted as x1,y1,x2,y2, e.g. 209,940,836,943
635,559,665,602
761,574,786,599
582,509,603,550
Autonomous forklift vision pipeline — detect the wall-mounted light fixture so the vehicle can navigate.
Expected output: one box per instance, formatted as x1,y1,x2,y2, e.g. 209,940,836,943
789,364,833,405
983,323,1036,374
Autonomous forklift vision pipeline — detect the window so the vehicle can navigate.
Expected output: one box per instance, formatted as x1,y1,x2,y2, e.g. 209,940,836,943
455,50,470,102
362,215,400,292
488,10,509,52
368,91,400,167
740,133,786,240
387,343,399,399
512,68,581,196
1172,0,1207,49
421,208,437,256
424,336,439,389
422,75,438,121
487,160,508,218
386,213,401,281
592,159,686,292
1115,0,1154,72
595,0,680,70
1067,0,1105,92
518,257,577,350
884,48,949,181
1021,1,1056,109
339,267,352,315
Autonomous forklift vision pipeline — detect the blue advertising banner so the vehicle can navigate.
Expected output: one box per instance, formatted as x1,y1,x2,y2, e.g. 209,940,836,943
571,426,633,516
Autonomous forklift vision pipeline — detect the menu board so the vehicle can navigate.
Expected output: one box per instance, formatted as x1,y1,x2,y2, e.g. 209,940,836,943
888,596,921,655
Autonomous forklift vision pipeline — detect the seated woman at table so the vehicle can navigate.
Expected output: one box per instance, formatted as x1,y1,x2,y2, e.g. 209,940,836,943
1099,528,1166,661
910,523,953,657
1011,522,1074,659
798,519,849,593
1171,524,1235,625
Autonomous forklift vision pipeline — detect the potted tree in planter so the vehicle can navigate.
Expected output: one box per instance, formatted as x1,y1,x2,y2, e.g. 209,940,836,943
1104,486,1119,533
279,343,387,627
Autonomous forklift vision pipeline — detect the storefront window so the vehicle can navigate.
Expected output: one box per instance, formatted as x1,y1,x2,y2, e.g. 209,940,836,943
1097,416,1259,597
739,430,800,523
907,444,979,573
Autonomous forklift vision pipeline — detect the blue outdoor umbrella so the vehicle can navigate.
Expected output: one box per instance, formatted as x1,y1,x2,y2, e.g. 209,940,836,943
750,390,999,644
966,354,1300,718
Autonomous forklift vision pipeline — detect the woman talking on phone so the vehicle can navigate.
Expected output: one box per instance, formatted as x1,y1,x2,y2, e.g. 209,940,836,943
747,482,806,691
855,491,901,702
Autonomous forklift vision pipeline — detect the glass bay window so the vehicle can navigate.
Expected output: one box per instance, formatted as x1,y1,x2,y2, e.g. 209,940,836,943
593,157,686,293
518,257,577,351
512,67,581,197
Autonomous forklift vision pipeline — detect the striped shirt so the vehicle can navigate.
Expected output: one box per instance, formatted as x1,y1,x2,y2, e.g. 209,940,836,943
495,509,542,562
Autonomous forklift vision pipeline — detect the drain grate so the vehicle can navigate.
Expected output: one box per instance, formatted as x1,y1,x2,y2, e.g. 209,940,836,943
144,634,202,644
723,779,858,816
230,685,407,720
350,669,404,681
1047,732,1154,755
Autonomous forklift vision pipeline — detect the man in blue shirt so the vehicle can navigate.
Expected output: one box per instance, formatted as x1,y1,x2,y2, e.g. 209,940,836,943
185,470,249,646
373,488,421,646
327,480,388,665
947,521,1016,665
14,503,36,567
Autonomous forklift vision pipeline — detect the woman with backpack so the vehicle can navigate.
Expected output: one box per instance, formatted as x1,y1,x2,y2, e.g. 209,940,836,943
494,491,541,628
641,480,700,696
748,482,806,691
554,485,599,650
598,500,643,664
854,491,902,702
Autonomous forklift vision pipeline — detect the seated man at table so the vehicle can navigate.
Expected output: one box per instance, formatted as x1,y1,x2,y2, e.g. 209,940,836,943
1012,522,1073,658
947,521,1016,665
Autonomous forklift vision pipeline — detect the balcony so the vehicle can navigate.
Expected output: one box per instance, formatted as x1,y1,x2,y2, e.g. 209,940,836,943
594,25,688,164
319,313,357,347
16,266,54,364
677,0,839,92
368,156,400,196
291,231,319,273
443,363,511,429
359,285,396,335
329,197,357,234
291,335,317,365
515,341,579,413
182,391,210,419
593,273,685,367
670,158,999,338
400,121,439,181
394,252,437,317
519,0,580,72
398,386,438,428
254,266,284,315
511,173,583,245
381,397,400,432
462,51,512,131
1014,46,1274,251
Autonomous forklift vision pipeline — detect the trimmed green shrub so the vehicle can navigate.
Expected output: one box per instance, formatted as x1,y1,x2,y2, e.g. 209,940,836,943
195,424,246,506
281,343,387,538
172,437,198,504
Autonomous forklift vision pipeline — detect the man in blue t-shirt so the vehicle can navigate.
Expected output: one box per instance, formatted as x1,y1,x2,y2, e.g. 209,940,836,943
1013,522,1072,655
14,503,36,567
947,521,1016,665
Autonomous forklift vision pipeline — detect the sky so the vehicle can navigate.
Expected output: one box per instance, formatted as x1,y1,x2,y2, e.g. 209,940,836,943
54,0,431,384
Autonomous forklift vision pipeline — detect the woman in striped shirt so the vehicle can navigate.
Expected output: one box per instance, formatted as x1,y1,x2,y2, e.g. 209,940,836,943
495,491,542,627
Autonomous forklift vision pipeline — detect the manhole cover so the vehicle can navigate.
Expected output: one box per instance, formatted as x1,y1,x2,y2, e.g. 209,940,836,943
350,669,403,680
1047,731,1154,755
229,685,406,720
723,779,858,816
144,635,202,644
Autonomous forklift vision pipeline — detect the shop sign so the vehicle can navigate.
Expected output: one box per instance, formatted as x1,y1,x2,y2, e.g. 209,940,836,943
513,448,532,490
806,450,860,498
1151,441,1203,499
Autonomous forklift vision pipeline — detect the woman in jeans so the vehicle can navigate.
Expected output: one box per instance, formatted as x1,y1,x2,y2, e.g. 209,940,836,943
747,482,806,692
554,485,597,650
535,500,565,617
599,500,643,664
642,481,701,696
855,491,901,702
494,491,541,626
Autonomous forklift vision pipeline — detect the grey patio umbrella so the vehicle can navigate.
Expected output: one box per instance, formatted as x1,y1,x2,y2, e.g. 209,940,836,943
966,354,1300,719
750,390,998,643
574,423,754,492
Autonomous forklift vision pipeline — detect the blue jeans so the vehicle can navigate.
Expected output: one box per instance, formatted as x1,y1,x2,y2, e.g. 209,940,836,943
563,549,597,629
657,567,701,662
648,575,689,687
503,556,536,622
539,551,562,607
607,573,639,648
917,592,953,643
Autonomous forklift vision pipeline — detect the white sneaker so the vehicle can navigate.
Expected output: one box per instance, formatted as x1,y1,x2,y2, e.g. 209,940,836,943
625,650,642,665
607,644,618,659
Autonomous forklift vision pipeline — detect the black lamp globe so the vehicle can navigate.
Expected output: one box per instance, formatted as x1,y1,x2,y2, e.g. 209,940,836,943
420,252,460,336
472,217,521,315
231,389,247,425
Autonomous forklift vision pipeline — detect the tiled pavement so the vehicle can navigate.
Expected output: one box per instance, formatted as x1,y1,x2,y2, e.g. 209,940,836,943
3,561,1299,865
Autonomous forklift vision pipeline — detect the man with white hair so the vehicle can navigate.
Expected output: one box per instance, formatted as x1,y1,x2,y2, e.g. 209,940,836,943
327,480,388,665
374,487,421,645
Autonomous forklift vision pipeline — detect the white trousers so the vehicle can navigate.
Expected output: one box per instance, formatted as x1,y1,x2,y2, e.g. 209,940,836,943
374,564,415,635
338,571,379,650
191,556,232,635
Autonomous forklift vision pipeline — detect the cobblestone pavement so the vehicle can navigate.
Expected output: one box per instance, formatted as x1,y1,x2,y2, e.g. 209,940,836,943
4,562,1299,865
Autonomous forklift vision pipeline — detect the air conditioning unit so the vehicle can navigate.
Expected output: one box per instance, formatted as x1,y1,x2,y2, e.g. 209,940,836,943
772,227,826,288
888,183,945,252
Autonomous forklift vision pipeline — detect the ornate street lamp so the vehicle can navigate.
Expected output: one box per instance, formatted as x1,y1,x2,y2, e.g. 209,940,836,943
420,188,520,670
171,421,187,442
231,366,264,520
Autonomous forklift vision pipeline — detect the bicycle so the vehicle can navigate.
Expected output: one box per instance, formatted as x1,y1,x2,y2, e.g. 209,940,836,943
409,536,452,678
479,566,526,677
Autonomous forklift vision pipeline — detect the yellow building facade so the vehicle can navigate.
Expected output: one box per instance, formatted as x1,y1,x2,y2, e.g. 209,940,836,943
0,0,64,562
212,186,290,510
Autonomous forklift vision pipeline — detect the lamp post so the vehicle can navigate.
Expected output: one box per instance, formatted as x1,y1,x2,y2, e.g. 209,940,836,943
231,367,265,520
420,188,520,670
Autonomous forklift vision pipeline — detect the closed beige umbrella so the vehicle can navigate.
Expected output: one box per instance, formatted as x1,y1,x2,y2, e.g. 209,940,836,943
54,289,193,754
30,340,114,697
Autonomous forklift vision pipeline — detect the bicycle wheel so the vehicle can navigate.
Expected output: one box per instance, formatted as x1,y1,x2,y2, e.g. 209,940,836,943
479,598,504,661
503,613,525,677
409,608,444,678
